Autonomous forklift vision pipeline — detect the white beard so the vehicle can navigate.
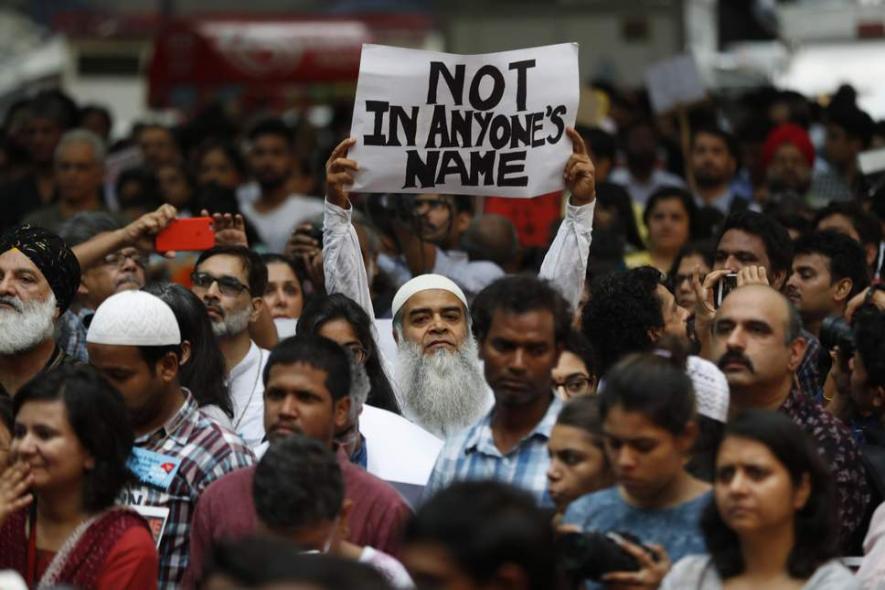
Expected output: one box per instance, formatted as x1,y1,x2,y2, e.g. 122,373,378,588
396,336,491,439
0,293,57,355
211,304,252,338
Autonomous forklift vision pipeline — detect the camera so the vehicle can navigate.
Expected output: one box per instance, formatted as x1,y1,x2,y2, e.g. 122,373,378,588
557,531,655,582
714,273,738,308
819,315,855,359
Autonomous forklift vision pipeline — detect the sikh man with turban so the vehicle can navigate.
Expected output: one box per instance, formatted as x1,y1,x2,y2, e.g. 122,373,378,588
320,128,596,440
0,224,81,395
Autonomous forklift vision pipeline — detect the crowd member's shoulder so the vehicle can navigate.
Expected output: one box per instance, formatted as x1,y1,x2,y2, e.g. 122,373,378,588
803,560,860,590
180,409,256,485
562,486,620,527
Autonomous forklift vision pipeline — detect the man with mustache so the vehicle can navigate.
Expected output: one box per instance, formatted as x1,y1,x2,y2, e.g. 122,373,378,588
0,224,81,396
321,128,597,439
190,245,269,448
183,335,411,587
689,126,750,215
710,284,870,549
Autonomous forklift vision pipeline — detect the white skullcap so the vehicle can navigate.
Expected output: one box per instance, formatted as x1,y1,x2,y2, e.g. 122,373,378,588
87,290,181,346
391,274,468,320
686,355,730,423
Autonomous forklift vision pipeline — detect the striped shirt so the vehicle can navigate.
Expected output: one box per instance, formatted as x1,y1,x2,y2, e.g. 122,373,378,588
424,395,563,507
118,390,255,589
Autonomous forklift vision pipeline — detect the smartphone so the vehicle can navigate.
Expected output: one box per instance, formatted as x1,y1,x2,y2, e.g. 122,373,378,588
714,273,738,308
155,218,216,252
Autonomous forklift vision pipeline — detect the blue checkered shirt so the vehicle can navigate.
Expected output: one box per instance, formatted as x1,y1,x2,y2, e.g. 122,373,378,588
424,395,562,507
118,389,255,589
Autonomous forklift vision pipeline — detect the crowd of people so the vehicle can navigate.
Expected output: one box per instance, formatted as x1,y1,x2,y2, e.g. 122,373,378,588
0,80,883,590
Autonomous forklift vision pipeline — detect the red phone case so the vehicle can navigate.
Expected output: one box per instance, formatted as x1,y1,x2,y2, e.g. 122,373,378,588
155,218,216,252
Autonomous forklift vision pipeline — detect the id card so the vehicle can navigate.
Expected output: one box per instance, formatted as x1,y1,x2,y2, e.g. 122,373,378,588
128,447,181,490
132,505,170,548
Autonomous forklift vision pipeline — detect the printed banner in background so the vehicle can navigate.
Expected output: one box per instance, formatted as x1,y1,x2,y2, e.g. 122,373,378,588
349,43,579,198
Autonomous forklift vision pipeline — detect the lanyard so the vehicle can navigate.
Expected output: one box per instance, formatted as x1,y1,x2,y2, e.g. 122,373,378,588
26,507,38,587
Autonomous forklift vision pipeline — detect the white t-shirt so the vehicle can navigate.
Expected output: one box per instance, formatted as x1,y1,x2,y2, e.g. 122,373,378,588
241,195,326,254
228,341,269,449
359,546,414,589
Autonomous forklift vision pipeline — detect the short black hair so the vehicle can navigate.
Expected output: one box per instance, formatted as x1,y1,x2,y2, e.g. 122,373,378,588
854,304,885,388
562,329,596,378
702,410,837,579
582,266,663,376
14,365,134,512
793,230,870,298
692,125,740,161
556,394,605,442
814,201,882,250
577,126,616,162
598,348,696,436
716,210,794,278
407,481,557,590
202,537,390,589
195,245,268,297
247,117,294,148
643,185,699,238
253,435,343,533
297,294,400,414
263,334,352,403
471,275,571,345
827,105,874,148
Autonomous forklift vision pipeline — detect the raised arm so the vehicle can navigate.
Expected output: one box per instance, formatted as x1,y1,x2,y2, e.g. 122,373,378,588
321,138,376,317
72,204,177,269
539,127,597,310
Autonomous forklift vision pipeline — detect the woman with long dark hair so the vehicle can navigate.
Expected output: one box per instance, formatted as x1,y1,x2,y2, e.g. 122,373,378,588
297,293,400,415
143,282,235,428
0,365,157,589
661,410,857,589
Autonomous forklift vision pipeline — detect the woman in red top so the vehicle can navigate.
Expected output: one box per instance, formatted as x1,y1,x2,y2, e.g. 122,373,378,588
0,365,157,589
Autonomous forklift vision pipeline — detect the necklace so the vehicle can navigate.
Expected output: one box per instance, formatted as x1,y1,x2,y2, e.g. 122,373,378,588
233,349,265,432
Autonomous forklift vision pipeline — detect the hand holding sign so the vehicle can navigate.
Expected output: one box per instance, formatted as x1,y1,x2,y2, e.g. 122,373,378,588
564,127,596,205
326,137,358,208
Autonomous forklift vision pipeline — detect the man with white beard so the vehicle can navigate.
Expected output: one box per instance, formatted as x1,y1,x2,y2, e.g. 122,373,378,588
0,224,81,396
319,129,597,438
190,245,269,448
391,274,490,438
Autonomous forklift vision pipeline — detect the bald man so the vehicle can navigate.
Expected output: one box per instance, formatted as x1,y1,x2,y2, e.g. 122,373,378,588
710,285,869,549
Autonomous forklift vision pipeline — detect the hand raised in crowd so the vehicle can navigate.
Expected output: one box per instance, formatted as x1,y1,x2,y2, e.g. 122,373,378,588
601,540,670,590
564,127,596,205
0,462,33,528
690,267,732,358
203,210,248,248
735,265,768,287
122,204,178,253
286,223,326,292
326,137,358,208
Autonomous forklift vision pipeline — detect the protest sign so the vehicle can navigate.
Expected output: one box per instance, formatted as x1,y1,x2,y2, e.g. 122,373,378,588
349,43,579,198
645,53,706,114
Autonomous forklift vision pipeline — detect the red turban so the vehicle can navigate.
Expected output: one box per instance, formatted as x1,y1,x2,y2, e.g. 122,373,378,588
761,123,815,170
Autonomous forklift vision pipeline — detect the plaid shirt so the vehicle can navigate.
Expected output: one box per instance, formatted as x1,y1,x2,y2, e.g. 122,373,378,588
424,395,562,507
57,307,93,363
119,390,255,589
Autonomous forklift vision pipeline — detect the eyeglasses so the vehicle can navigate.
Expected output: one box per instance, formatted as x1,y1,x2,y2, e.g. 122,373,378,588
103,250,149,269
344,343,368,364
190,271,249,297
552,375,592,397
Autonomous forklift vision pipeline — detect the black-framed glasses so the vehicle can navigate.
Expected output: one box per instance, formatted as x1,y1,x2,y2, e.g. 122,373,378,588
103,249,149,269
344,343,368,364
552,375,592,397
190,271,249,297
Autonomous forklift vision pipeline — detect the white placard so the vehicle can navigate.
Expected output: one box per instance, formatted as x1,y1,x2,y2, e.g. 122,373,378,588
645,53,706,114
349,43,580,198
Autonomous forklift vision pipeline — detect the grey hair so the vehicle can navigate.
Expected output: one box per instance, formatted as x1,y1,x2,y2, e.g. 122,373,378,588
58,211,121,247
55,129,106,164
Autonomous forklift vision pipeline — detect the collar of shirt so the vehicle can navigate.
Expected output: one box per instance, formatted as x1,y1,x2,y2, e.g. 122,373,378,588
464,394,563,458
135,388,199,448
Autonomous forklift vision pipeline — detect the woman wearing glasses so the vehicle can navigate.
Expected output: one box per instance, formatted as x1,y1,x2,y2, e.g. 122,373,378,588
552,330,597,401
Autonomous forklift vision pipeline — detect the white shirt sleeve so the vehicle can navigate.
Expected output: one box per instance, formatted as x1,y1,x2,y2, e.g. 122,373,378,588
323,199,376,318
538,198,595,311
